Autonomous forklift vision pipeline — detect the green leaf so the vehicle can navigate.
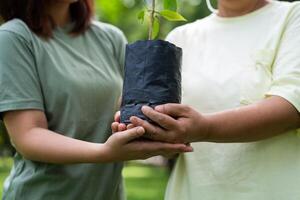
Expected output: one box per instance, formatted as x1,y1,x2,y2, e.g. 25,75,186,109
137,10,145,24
159,10,187,21
163,0,177,11
152,17,160,39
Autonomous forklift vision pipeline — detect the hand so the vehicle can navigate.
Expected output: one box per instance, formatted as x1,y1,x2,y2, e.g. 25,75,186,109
161,142,193,159
130,104,210,143
111,111,135,133
103,126,193,162
111,110,193,159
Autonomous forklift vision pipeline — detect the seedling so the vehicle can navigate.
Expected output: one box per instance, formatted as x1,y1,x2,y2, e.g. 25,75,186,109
137,0,187,40
120,0,185,124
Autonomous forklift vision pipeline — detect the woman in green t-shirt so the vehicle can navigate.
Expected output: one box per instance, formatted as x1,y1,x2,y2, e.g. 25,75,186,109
0,1,192,199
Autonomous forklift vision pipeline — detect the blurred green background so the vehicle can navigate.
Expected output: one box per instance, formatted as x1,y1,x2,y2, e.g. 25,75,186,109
95,0,213,42
0,0,298,199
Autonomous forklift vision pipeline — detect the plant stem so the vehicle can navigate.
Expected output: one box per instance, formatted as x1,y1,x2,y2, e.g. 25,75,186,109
148,0,156,40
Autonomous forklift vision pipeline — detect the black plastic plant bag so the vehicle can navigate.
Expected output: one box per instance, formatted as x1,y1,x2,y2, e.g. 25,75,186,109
120,40,182,124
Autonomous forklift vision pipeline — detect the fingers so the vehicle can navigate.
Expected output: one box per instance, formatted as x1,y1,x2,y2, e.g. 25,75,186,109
182,145,193,152
118,123,127,132
127,124,135,129
114,111,121,122
116,127,145,144
159,143,193,153
141,106,178,130
130,116,168,141
129,141,193,157
162,153,179,159
111,122,119,133
155,104,190,118
111,122,127,133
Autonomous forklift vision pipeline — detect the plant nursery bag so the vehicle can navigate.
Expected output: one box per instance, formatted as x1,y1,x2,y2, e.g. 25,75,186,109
121,40,182,124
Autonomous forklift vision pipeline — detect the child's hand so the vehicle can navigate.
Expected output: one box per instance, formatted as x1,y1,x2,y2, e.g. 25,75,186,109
111,111,134,133
103,126,193,162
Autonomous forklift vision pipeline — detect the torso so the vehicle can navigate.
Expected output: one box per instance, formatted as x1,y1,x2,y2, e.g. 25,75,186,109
1,19,126,200
165,1,300,199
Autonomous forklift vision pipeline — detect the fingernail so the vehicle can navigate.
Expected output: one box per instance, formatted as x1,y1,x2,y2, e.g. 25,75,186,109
142,106,152,111
155,105,163,112
137,127,145,135
185,146,194,152
119,123,126,129
179,144,193,152
112,122,118,126
130,116,137,122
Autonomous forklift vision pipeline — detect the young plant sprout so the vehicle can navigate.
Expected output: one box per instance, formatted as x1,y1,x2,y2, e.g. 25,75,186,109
138,0,187,40
120,0,185,125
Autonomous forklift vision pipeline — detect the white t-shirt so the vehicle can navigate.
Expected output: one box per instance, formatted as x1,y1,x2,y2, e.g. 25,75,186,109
165,1,300,199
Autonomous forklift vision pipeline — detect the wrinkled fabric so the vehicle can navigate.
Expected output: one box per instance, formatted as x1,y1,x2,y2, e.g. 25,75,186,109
0,19,127,200
164,1,300,200
121,40,182,124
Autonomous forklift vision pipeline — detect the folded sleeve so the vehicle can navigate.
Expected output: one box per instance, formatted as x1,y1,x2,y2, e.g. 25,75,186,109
0,31,44,118
266,5,300,112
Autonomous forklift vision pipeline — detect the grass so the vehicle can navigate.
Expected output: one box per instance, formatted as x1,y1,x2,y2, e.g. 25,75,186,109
0,158,12,198
123,163,169,200
0,158,169,200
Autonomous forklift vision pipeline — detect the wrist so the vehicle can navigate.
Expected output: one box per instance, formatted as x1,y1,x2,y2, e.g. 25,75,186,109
97,143,124,163
91,143,111,163
191,113,215,142
202,113,217,142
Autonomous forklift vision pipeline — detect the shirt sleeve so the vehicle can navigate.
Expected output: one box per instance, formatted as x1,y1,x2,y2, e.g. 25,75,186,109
0,30,44,118
108,27,128,77
266,5,300,112
165,26,184,48
116,31,127,77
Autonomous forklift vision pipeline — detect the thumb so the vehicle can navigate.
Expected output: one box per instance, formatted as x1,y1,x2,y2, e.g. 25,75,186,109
117,127,145,144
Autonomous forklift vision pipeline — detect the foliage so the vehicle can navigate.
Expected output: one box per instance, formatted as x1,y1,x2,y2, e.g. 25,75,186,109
0,157,13,198
138,0,186,39
96,0,211,42
0,122,14,157
123,163,169,200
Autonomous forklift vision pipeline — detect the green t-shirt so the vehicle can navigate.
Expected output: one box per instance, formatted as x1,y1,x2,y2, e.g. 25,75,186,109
0,19,127,200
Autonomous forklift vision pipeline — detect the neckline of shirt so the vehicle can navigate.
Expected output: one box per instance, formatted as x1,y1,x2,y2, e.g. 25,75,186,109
209,0,277,23
54,22,75,34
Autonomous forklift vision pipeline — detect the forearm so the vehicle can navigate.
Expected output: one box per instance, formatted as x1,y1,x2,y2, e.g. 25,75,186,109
203,96,300,143
13,128,107,164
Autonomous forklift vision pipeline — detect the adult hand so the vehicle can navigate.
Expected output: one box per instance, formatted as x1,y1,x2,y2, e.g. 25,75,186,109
130,104,209,143
111,110,193,159
103,126,193,162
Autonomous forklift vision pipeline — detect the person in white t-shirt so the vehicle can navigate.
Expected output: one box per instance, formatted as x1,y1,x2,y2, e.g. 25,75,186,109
124,0,300,199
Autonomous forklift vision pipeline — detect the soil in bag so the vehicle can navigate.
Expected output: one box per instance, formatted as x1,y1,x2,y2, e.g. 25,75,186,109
120,40,182,124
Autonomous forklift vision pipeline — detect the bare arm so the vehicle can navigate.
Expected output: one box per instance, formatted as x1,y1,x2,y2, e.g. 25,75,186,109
4,110,192,164
4,110,105,164
204,96,300,142
130,96,300,143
